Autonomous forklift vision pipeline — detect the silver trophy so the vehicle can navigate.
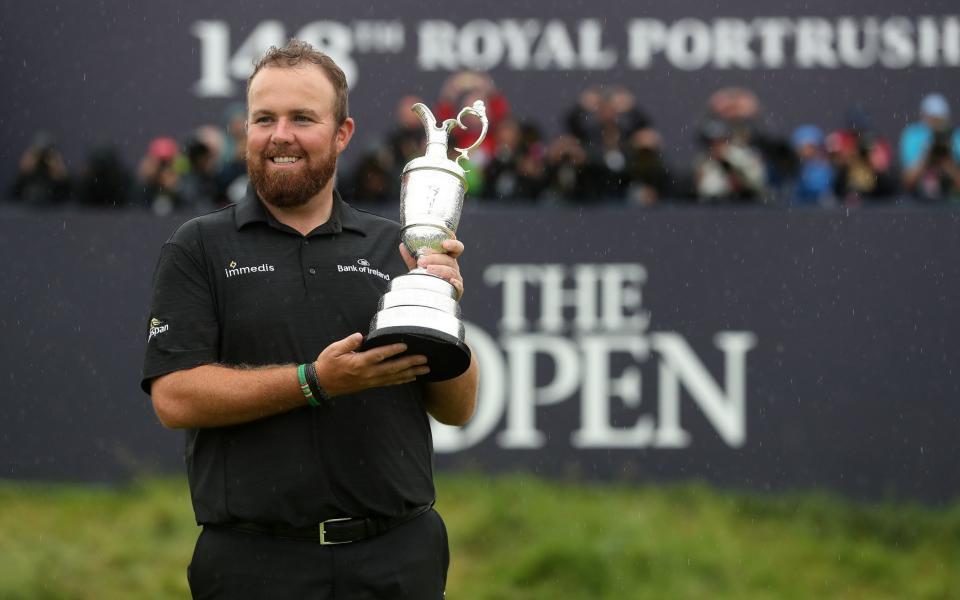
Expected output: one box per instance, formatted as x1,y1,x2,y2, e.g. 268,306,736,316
362,100,488,381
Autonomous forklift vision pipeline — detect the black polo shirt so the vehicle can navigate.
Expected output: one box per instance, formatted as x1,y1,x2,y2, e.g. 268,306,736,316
141,189,435,527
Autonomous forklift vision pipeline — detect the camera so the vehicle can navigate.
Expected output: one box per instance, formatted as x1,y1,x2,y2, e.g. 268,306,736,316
929,130,951,161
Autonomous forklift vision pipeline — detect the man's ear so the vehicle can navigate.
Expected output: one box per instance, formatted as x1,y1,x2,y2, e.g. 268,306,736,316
336,118,355,153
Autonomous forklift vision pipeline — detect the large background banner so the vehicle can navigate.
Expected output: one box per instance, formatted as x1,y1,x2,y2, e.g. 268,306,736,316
2,0,959,193
1,208,958,503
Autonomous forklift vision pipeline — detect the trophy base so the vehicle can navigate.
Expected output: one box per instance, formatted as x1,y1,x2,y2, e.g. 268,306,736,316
362,325,471,382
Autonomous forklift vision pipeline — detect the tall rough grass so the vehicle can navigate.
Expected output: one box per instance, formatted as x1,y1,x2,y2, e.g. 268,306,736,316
1,475,957,599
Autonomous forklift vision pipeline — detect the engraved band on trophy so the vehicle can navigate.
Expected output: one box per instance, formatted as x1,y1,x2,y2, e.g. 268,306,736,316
361,100,489,381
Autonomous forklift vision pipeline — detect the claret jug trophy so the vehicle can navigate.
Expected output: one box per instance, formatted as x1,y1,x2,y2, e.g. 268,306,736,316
362,100,488,381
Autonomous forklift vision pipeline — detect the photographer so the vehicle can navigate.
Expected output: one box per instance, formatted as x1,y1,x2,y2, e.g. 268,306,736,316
138,136,182,216
899,94,960,202
11,132,71,206
694,118,767,204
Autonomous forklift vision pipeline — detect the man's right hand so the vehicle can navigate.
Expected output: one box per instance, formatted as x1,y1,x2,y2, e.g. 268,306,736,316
314,333,430,396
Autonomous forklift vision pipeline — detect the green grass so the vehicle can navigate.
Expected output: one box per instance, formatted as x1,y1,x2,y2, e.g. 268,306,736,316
0,474,957,599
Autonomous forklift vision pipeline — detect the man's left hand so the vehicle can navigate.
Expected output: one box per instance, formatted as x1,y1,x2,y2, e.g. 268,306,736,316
399,238,465,300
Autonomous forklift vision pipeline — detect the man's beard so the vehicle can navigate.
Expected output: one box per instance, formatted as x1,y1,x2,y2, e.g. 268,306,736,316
247,147,337,209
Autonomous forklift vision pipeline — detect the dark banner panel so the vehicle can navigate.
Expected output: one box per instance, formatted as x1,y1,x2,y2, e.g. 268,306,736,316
1,207,958,503
2,1,959,192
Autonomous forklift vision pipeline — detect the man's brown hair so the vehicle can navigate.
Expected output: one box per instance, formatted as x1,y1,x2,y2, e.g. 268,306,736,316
247,39,349,125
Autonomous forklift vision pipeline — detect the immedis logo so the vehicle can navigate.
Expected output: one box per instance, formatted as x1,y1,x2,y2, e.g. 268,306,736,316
225,260,276,278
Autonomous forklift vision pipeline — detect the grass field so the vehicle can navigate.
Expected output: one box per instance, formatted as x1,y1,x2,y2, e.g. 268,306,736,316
1,474,957,599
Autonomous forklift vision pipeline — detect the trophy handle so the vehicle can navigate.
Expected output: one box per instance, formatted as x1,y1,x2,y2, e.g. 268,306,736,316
453,100,489,169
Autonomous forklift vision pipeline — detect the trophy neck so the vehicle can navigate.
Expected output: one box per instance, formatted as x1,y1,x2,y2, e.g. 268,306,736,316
424,139,449,161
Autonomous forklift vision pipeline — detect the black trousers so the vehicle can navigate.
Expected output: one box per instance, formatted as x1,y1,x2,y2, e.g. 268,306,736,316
187,509,449,599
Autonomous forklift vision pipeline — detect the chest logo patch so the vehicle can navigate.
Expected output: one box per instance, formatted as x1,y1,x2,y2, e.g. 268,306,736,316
225,260,276,278
336,258,391,281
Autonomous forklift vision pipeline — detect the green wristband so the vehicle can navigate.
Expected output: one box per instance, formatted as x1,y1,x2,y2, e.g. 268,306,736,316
305,362,329,407
297,363,319,407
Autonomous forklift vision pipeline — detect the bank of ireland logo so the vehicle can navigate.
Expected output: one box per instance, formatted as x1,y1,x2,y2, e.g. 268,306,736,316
336,257,390,281
147,317,169,342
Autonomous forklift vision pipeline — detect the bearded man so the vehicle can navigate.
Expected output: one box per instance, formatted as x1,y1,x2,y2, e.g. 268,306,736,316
141,39,477,599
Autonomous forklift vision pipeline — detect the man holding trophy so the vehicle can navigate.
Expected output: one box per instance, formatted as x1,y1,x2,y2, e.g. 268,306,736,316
141,39,480,598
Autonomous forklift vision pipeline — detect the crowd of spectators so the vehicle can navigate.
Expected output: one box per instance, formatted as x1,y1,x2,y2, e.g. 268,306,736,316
344,81,959,209
9,103,251,216
9,72,960,214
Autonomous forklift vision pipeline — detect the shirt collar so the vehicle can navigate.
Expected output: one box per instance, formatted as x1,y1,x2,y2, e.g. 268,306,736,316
234,185,368,237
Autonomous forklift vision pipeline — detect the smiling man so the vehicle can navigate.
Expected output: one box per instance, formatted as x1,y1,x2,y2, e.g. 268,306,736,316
141,40,478,599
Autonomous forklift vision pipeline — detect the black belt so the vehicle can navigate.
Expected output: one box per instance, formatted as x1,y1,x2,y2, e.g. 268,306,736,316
210,504,433,545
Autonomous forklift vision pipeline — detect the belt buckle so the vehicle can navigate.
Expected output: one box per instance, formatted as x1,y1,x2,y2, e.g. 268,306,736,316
319,517,352,545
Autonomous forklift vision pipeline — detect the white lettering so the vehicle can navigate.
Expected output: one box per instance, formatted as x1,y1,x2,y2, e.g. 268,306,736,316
147,323,170,342
714,18,755,69
485,264,650,334
459,19,505,70
296,21,358,86
881,17,915,68
225,263,275,278
651,332,758,448
484,264,536,332
627,19,668,69
837,17,880,68
666,18,712,70
229,20,286,81
578,19,617,69
198,16,960,95
416,18,614,71
600,264,649,332
946,17,960,66
796,18,838,68
497,334,581,448
753,18,792,68
438,261,760,454
352,21,404,53
432,323,507,452
418,20,458,70
192,21,235,97
572,335,652,448
501,20,543,69
533,20,578,69
918,17,941,67
434,326,758,452
538,265,596,333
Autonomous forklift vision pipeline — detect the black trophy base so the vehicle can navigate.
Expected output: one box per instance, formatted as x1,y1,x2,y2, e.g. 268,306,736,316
361,325,471,382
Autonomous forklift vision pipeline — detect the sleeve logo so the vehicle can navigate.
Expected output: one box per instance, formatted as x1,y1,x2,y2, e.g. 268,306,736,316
148,317,170,342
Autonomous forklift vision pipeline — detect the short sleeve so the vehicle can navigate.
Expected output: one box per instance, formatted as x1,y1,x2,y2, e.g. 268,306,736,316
140,240,220,394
